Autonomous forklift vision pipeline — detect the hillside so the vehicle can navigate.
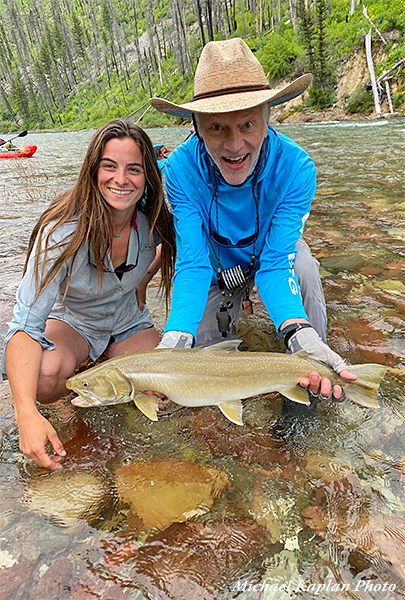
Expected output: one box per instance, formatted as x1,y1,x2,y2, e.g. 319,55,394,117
0,0,404,132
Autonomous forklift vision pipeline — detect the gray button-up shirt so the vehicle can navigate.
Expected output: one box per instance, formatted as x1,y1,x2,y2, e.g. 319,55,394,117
2,211,160,377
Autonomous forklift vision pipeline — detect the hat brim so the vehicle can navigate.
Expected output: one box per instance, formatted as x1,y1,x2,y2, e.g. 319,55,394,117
149,74,313,118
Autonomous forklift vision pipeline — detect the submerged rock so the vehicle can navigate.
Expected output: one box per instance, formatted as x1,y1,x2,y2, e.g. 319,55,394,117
321,254,367,272
190,408,287,467
375,279,405,296
115,459,229,529
330,318,396,365
304,454,352,483
0,560,33,600
22,470,107,527
129,519,271,600
301,477,405,593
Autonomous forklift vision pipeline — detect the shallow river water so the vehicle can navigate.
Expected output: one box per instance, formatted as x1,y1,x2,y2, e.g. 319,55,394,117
0,119,405,600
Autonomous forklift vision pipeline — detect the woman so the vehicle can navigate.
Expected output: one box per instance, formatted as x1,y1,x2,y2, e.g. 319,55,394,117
2,119,176,470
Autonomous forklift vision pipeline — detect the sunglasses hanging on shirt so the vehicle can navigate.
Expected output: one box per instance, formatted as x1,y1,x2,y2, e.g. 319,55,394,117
208,188,259,335
209,189,258,298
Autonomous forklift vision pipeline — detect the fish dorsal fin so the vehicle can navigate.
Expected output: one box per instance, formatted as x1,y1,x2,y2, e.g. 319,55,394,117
203,339,243,353
133,393,159,421
279,384,311,405
218,400,244,425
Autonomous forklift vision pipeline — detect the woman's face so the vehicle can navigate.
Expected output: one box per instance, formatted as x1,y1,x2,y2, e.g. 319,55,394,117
97,137,146,217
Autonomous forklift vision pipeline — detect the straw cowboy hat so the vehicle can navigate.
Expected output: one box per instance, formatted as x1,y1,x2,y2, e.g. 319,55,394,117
149,38,313,118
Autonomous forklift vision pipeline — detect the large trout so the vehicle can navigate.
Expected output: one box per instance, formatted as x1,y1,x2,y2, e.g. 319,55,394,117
66,340,387,425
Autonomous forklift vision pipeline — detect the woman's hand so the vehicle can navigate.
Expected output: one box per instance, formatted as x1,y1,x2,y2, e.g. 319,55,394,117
16,408,66,470
135,280,148,311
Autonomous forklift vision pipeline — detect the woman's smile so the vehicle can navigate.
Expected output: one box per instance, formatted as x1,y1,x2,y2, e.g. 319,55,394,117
97,137,146,217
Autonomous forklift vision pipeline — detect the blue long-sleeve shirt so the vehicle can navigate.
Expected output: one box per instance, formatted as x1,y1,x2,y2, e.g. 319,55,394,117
164,127,316,338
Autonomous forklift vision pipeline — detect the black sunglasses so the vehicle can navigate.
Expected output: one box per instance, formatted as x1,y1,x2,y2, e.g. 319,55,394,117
208,192,259,249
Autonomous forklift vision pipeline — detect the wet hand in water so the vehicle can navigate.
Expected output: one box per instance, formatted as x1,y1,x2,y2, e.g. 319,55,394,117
299,369,358,401
17,411,66,470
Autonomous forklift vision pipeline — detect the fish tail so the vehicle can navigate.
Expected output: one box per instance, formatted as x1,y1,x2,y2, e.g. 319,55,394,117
344,364,388,408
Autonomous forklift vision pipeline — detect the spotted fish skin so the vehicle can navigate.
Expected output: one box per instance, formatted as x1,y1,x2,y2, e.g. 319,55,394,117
66,340,387,425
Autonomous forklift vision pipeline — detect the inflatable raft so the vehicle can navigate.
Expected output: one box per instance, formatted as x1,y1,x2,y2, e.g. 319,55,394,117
153,144,171,170
0,144,37,159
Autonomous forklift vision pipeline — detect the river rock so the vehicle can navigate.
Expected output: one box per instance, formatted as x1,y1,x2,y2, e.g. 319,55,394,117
302,505,405,592
360,265,384,277
190,407,288,467
250,492,281,543
375,279,405,296
330,318,396,365
302,473,405,592
22,470,106,527
383,260,405,271
321,254,366,272
29,558,74,600
304,454,352,483
129,519,271,600
62,420,119,469
115,458,229,529
0,560,33,600
0,380,13,413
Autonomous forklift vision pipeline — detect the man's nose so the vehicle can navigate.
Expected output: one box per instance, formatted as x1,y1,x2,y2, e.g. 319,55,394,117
225,128,243,152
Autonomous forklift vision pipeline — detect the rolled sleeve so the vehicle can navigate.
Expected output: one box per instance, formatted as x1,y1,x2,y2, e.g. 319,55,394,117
2,231,69,379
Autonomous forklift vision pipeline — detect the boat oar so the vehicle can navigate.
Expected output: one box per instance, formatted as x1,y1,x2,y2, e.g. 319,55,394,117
0,130,28,148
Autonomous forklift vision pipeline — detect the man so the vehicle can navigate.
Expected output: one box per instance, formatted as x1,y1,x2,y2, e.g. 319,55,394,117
149,38,356,400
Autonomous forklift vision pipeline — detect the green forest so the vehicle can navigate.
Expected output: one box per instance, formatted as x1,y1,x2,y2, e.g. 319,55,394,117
0,0,404,132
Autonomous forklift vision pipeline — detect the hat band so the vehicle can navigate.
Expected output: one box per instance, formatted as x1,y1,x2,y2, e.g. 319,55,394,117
192,83,271,102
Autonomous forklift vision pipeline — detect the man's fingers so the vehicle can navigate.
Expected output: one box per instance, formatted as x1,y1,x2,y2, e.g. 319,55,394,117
309,372,320,395
299,377,310,389
298,372,347,404
339,368,357,381
320,378,332,399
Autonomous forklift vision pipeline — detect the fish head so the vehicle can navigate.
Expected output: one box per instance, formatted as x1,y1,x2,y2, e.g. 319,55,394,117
66,366,133,407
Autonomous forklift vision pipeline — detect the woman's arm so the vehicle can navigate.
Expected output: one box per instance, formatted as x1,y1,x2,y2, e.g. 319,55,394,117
5,332,66,470
135,244,162,311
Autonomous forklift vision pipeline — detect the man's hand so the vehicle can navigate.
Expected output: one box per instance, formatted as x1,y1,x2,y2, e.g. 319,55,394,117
299,370,356,402
156,331,193,349
16,409,66,470
287,326,357,401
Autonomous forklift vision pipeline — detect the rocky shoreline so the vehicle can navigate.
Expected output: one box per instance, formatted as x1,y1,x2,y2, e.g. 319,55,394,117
270,106,405,124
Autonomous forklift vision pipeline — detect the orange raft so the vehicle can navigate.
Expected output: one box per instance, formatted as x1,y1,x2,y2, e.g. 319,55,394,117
0,144,37,159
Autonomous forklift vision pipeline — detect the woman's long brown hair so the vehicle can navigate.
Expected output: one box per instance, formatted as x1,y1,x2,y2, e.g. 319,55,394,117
25,119,176,308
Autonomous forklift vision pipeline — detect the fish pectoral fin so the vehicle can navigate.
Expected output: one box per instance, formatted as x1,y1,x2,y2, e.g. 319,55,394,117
218,400,244,425
203,339,242,352
279,385,311,406
133,393,159,421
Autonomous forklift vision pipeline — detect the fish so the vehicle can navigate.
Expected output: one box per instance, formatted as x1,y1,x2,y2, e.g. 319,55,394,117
66,340,387,425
